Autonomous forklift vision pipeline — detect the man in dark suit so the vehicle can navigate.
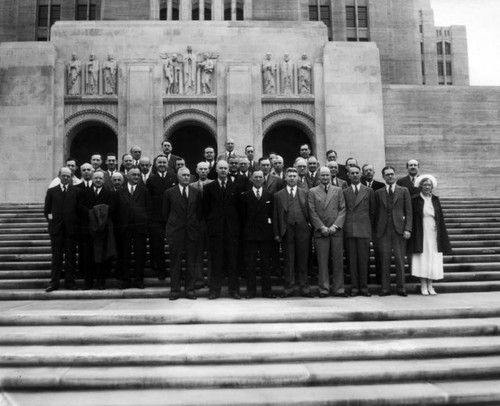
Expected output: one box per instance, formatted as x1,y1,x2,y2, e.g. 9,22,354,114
396,159,420,196
228,155,251,191
306,156,320,188
117,168,151,289
120,154,134,176
146,155,178,280
259,157,284,194
308,167,347,298
374,166,413,296
343,165,375,297
361,164,385,190
294,158,312,191
160,140,181,173
327,161,348,189
203,146,217,180
245,145,258,173
104,153,119,189
163,167,203,300
217,138,236,161
273,167,312,297
78,170,117,290
202,160,242,299
270,155,285,180
326,149,348,181
44,167,80,292
240,170,276,299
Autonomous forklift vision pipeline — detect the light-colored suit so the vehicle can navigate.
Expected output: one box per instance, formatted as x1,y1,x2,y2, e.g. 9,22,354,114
331,177,348,189
343,184,375,294
374,185,412,293
308,184,346,295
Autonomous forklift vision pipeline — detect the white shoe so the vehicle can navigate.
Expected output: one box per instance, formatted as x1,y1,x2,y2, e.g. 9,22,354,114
420,284,429,296
428,287,437,295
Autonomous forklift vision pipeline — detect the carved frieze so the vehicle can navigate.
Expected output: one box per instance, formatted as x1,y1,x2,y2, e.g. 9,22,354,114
262,53,314,96
66,53,118,97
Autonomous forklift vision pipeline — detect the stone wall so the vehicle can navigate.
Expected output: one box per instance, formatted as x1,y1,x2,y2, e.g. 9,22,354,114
383,85,500,198
0,43,56,203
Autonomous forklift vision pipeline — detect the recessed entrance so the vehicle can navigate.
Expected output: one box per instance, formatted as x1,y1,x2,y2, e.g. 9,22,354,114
69,123,118,166
263,124,313,168
168,125,217,173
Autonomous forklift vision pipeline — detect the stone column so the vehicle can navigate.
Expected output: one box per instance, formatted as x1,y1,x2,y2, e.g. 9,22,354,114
180,0,192,20
213,0,224,20
199,0,205,20
243,0,252,20
166,0,173,20
150,0,160,19
231,0,236,20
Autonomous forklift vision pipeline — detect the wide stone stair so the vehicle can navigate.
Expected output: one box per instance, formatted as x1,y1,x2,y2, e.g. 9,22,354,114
0,199,499,405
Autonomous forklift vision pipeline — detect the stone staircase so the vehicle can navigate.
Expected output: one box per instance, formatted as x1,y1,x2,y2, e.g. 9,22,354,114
0,199,499,405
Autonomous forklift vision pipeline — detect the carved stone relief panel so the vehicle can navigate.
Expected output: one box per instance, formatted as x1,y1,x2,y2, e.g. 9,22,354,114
262,53,313,96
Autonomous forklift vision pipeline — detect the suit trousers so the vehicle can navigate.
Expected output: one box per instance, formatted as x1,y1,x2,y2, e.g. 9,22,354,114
49,227,77,287
245,240,272,296
193,228,209,286
122,228,147,283
315,236,344,295
81,234,109,286
148,221,166,277
208,231,240,295
283,222,311,295
169,238,197,294
379,222,407,293
345,237,370,293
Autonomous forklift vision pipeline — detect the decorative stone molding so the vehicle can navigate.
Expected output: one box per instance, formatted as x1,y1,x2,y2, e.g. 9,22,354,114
261,99,315,119
163,99,217,118
163,109,217,138
65,109,118,138
262,109,315,140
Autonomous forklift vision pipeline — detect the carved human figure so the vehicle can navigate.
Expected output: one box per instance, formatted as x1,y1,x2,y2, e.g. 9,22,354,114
262,53,276,94
67,53,82,96
281,53,294,95
86,53,99,95
162,54,175,95
102,54,117,95
199,53,215,94
183,46,197,95
298,53,312,95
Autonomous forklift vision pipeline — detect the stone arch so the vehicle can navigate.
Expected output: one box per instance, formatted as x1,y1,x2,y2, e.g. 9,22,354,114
163,109,217,139
262,109,315,143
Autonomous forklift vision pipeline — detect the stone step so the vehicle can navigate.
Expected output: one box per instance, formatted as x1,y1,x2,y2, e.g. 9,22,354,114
0,218,47,224
450,246,500,254
445,217,500,223
446,222,500,229
443,272,500,282
1,336,500,366
451,240,500,248
3,379,500,406
0,227,47,234
0,240,51,247
1,356,500,391
448,228,500,235
0,318,499,345
450,233,500,241
0,271,51,280
444,254,500,263
0,233,49,241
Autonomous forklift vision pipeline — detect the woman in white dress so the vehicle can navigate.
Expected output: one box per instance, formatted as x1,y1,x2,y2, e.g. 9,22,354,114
409,175,451,295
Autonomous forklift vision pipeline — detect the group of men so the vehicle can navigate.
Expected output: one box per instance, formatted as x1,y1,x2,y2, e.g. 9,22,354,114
44,137,421,299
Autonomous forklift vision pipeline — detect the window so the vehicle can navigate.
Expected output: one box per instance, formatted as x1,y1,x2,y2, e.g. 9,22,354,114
445,42,451,55
420,42,424,54
50,5,60,26
309,5,331,39
437,62,444,76
437,42,443,55
76,1,97,21
346,5,369,41
446,62,452,76
346,6,356,28
357,6,367,28
38,5,49,27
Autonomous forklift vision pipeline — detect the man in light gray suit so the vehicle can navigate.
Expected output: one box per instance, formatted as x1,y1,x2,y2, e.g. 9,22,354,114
343,165,375,297
374,166,412,297
308,167,347,297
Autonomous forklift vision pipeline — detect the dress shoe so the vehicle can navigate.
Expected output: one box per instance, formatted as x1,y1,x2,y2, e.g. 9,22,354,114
208,293,219,300
397,291,408,297
319,292,329,298
97,282,106,291
82,283,93,291
134,282,145,289
302,292,315,298
64,283,78,291
350,291,359,297
230,293,241,300
378,291,390,297
360,291,372,297
185,293,197,300
158,274,166,281
45,285,58,293
280,292,294,298
120,281,131,290
333,292,349,298
263,293,277,299
169,293,179,301
245,294,256,299
428,287,437,296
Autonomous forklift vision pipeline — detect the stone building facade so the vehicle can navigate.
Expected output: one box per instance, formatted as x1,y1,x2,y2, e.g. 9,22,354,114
0,0,499,203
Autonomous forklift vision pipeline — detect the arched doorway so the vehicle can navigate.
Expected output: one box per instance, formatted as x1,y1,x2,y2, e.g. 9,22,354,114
263,124,313,168
168,125,217,173
69,122,118,167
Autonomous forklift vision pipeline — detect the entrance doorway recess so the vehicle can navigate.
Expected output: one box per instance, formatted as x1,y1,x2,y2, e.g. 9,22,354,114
263,125,312,168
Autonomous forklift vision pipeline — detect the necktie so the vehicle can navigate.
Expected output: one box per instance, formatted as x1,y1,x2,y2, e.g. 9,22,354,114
289,187,294,199
324,185,328,194
62,185,67,193
355,186,358,195
221,181,226,190
411,177,415,185
130,185,135,196
183,186,188,201
389,186,394,197
256,189,261,200
94,187,98,196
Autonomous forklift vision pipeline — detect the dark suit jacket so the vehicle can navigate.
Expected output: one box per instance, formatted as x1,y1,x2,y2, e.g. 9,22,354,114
117,184,151,234
228,172,251,192
296,175,312,191
202,179,241,238
361,179,385,191
374,185,413,238
308,185,346,238
337,164,349,181
343,184,375,239
151,154,181,175
396,175,419,196
264,174,284,195
206,161,217,180
240,189,274,241
163,185,202,243
273,187,309,238
44,184,80,237
331,177,348,189
78,187,117,236
306,171,320,188
146,172,178,223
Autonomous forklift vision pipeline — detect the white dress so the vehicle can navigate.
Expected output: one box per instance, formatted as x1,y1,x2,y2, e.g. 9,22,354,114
411,194,444,280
